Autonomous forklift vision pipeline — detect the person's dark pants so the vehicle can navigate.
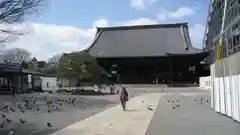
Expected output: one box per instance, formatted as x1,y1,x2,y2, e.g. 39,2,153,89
121,100,126,111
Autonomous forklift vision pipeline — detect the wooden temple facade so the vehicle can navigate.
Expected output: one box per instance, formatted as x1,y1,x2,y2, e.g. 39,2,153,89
0,62,43,94
87,23,210,85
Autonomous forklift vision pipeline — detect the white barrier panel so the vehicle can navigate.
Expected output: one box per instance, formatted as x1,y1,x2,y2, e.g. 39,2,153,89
210,65,215,109
219,77,225,114
225,77,232,117
214,78,220,112
237,75,240,122
211,73,240,122
232,75,239,121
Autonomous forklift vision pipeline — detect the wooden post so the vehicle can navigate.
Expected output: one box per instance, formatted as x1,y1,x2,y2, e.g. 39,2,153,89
155,68,158,84
168,56,172,84
20,73,23,93
169,57,173,85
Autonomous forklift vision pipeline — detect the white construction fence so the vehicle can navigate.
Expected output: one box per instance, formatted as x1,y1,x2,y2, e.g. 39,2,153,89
210,62,240,123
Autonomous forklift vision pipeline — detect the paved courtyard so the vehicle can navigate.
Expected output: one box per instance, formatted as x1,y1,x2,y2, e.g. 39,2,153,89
146,88,240,135
1,87,240,135
0,92,140,135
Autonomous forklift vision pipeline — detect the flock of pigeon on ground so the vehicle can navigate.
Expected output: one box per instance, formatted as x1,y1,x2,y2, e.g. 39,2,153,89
0,95,77,130
166,97,210,110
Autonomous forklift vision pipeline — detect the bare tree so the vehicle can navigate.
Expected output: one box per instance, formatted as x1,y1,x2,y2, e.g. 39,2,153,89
3,47,31,63
0,0,47,43
0,0,46,23
47,54,62,68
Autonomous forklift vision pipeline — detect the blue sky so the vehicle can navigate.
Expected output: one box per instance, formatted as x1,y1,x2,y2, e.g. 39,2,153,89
37,0,209,27
8,0,210,60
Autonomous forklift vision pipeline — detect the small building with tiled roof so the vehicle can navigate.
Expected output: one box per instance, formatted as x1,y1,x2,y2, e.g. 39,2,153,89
86,23,210,84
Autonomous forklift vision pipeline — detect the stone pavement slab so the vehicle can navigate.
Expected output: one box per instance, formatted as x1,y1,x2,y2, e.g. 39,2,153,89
145,91,240,135
50,93,161,135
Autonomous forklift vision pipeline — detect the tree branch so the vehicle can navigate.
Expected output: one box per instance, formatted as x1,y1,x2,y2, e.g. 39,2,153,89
0,0,46,24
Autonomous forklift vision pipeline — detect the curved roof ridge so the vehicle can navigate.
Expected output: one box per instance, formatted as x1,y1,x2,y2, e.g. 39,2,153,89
85,29,103,52
96,22,188,31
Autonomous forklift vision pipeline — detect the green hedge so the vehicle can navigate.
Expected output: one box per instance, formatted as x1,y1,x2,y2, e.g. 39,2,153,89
56,89,70,93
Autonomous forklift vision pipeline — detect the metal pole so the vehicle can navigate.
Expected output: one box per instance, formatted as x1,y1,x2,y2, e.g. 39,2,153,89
219,0,228,114
221,0,228,33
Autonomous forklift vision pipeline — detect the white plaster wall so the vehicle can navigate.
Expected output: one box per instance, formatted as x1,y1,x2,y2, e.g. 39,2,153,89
199,76,212,90
41,77,58,92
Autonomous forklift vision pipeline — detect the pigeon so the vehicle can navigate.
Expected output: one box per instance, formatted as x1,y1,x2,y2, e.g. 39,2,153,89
48,109,52,113
20,118,26,124
172,106,175,109
3,104,8,109
206,100,209,103
37,108,40,111
148,107,153,111
176,105,180,107
47,122,52,127
72,98,76,104
0,121,5,128
1,114,6,118
10,108,15,112
168,101,170,103
6,118,12,123
23,103,29,109
172,101,174,103
2,104,9,112
17,104,23,110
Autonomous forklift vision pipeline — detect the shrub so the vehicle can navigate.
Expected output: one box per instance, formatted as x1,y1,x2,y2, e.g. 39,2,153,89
56,89,69,93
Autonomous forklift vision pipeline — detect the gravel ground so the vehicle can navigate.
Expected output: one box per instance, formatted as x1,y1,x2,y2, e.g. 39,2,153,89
145,88,240,135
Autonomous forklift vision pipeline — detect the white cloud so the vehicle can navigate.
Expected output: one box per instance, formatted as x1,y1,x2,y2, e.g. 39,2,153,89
130,0,159,10
92,19,109,28
4,18,204,60
120,18,158,26
168,7,195,19
157,7,196,21
6,23,95,60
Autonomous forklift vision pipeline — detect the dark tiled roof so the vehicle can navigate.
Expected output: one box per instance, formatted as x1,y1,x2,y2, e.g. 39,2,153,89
86,23,204,58
0,63,22,72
